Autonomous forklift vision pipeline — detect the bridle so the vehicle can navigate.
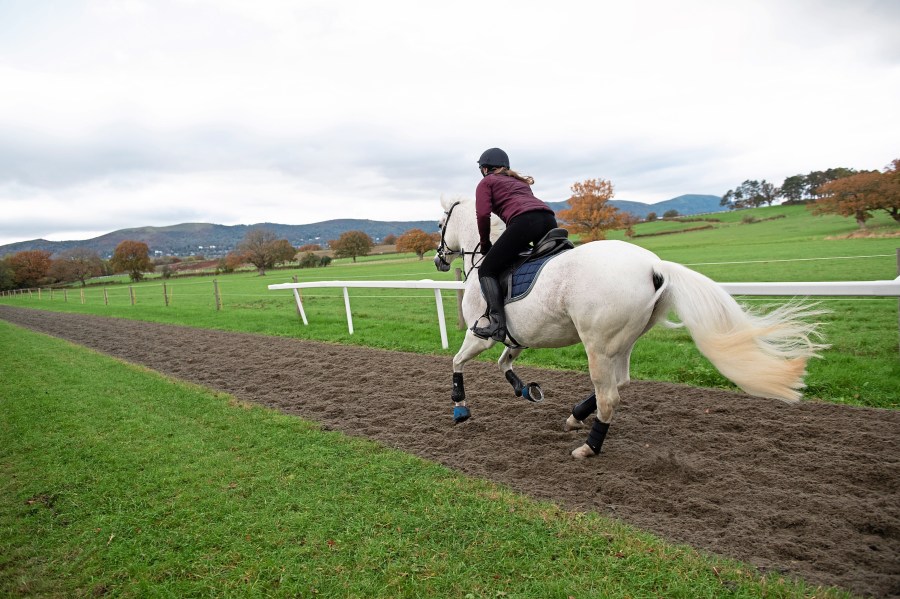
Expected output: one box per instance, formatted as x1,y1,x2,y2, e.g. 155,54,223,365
434,201,483,279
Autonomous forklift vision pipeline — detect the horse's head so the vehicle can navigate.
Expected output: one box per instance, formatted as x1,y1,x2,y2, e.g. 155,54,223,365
434,197,504,272
434,198,463,272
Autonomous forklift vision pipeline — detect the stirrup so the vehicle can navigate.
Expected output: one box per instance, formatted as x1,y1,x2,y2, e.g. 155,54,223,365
471,316,506,342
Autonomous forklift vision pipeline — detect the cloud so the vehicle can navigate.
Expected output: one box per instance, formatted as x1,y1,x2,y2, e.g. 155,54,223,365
0,0,898,246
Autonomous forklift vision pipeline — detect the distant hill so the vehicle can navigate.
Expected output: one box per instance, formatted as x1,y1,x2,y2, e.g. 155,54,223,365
1,194,725,258
546,194,725,219
0,219,439,259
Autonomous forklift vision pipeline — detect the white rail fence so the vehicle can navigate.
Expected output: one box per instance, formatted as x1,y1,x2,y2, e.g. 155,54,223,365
269,277,900,350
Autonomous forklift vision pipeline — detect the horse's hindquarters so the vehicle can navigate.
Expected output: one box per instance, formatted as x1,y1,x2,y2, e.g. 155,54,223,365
504,243,661,349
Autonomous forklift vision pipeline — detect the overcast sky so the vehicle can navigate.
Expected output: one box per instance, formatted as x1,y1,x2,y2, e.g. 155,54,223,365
1,0,898,247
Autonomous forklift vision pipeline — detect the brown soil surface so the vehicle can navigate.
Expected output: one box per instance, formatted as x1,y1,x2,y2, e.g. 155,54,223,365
2,306,898,598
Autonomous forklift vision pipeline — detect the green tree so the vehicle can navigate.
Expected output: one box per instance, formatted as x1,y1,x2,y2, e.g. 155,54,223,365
110,241,154,282
330,231,374,262
721,180,779,209
662,209,679,218
0,257,15,291
779,174,807,203
299,252,320,268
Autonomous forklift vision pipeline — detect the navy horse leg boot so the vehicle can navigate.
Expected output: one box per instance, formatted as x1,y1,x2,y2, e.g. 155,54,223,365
472,276,507,342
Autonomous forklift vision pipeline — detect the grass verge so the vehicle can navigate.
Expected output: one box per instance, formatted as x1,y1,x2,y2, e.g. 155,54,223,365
0,321,850,598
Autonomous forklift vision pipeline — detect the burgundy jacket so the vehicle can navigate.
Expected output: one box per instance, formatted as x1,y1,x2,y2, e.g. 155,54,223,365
475,173,553,247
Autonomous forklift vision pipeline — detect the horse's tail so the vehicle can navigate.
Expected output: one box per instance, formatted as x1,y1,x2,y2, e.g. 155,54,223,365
650,261,828,402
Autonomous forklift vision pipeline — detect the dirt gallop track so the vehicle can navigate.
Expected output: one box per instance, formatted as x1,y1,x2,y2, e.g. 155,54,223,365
2,306,898,598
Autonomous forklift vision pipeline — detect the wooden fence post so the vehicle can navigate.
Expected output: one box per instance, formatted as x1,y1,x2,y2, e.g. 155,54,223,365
163,282,169,306
49,288,53,300
213,279,221,311
129,286,135,306
454,268,465,330
80,289,85,304
103,288,109,305
63,289,68,302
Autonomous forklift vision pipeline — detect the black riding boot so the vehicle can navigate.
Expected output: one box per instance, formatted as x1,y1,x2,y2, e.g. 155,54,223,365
472,276,507,342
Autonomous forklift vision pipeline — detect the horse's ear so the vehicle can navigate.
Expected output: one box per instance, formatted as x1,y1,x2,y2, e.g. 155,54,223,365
440,195,453,210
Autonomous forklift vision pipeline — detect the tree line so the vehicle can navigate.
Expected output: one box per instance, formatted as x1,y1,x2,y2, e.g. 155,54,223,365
720,159,899,227
0,226,444,291
7,157,894,291
558,157,899,241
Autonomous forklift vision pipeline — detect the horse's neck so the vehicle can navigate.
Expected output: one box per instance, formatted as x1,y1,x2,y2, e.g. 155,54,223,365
455,201,502,276
462,218,484,276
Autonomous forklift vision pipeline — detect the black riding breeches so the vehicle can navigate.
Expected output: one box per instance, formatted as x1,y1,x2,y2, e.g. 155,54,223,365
479,210,557,279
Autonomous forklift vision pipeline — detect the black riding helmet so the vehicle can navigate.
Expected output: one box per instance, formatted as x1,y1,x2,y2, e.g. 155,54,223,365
477,147,510,171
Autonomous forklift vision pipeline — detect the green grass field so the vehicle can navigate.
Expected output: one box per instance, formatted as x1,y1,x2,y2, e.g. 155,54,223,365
0,321,852,598
3,204,898,408
1,204,894,597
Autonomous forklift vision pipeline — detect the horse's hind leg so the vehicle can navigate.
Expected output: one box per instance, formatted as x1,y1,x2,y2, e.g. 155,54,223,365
450,331,495,423
572,350,621,459
564,349,631,432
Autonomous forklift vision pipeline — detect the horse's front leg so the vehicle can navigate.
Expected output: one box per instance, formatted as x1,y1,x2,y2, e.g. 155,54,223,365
498,346,544,402
450,331,495,423
571,350,620,459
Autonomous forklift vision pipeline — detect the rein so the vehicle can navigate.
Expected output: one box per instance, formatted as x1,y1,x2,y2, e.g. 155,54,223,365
437,201,484,280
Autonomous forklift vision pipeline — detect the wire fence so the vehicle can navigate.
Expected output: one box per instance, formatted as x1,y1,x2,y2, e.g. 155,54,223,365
2,253,898,310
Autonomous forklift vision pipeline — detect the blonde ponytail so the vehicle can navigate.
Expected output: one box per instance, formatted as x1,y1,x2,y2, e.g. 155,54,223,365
494,167,535,185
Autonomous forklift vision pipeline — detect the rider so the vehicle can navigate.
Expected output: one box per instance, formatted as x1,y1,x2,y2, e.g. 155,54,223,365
472,147,558,342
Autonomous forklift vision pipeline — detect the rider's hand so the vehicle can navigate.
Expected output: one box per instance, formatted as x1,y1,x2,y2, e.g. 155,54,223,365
480,241,492,255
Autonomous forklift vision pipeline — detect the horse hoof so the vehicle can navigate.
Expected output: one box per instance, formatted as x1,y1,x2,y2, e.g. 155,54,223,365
453,405,471,424
523,383,544,403
563,415,585,432
571,444,597,460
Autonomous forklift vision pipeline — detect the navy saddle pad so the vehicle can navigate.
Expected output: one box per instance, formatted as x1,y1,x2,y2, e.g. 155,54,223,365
507,252,565,303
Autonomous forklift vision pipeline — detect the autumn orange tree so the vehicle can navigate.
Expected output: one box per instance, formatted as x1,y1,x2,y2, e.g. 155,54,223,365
110,241,154,282
329,230,374,263
270,239,298,266
8,250,52,288
222,251,247,273
395,228,436,260
810,159,900,228
557,178,633,241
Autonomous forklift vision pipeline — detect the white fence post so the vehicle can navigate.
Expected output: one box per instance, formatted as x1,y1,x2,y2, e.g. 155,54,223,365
292,289,308,325
343,287,353,335
434,288,449,349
